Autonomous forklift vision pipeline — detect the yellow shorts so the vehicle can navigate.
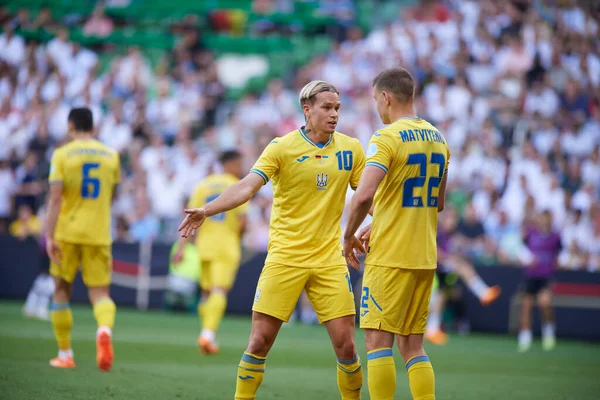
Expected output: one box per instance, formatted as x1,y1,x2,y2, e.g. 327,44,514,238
200,259,240,291
50,241,112,287
360,265,434,335
252,263,355,323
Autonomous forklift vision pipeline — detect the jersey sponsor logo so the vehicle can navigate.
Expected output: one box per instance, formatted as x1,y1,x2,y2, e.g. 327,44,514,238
367,143,378,158
297,155,309,162
316,173,328,190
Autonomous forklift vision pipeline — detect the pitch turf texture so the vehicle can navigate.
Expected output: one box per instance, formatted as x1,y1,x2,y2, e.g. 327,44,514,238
0,302,598,399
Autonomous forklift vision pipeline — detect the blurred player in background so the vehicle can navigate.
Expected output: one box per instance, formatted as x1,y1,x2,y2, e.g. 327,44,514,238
179,80,366,400
426,208,502,345
173,150,247,354
344,68,449,400
46,108,120,371
518,210,562,352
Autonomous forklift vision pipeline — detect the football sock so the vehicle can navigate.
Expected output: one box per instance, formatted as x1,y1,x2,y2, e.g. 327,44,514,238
467,276,489,299
406,355,435,400
542,323,555,338
519,329,532,345
367,348,396,400
203,291,227,334
234,352,266,400
197,301,206,320
93,297,116,330
337,353,362,399
51,302,73,352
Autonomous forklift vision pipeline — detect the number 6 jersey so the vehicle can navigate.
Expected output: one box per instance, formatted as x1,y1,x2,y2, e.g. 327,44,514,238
49,139,120,246
365,117,450,269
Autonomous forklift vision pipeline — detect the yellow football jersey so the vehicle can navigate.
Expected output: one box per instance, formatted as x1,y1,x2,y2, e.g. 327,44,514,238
49,139,120,246
188,173,248,261
251,129,365,267
365,117,450,269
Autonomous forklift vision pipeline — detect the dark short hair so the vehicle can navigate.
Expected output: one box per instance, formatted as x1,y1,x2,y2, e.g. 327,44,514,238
372,67,415,103
68,107,94,132
219,150,242,164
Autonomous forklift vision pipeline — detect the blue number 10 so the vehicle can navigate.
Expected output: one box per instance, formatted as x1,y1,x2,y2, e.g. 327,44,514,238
81,163,100,199
402,153,445,208
336,151,353,171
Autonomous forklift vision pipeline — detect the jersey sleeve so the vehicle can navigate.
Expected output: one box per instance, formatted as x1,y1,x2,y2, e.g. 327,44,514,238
48,150,65,183
350,140,366,190
365,131,394,174
250,140,281,185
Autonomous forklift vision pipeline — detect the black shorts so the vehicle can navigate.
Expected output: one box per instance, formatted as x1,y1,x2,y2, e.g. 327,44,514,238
524,278,551,295
436,268,458,289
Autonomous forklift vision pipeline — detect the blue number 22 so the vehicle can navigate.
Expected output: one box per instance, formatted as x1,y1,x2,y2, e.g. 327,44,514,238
81,163,100,199
402,153,445,208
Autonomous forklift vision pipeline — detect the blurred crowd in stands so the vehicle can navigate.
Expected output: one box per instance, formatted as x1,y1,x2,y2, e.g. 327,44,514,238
0,0,598,271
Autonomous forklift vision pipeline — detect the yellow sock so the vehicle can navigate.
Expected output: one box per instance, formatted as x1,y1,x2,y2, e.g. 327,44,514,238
93,297,116,329
51,302,73,351
367,348,396,400
202,291,227,333
406,355,435,400
197,301,206,321
337,353,362,399
234,352,266,400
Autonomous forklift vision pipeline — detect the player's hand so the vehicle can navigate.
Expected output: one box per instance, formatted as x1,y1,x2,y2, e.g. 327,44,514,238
46,237,62,266
343,236,365,271
357,224,372,250
178,208,207,238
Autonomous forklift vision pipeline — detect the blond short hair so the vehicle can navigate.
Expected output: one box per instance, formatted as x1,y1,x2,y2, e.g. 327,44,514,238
299,80,339,107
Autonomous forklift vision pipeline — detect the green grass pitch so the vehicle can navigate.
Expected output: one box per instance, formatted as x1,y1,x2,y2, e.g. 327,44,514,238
0,301,599,399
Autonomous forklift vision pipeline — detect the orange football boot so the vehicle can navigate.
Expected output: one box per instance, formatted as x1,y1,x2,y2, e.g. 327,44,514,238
480,285,502,306
198,336,220,355
96,331,114,372
425,330,448,346
49,356,76,369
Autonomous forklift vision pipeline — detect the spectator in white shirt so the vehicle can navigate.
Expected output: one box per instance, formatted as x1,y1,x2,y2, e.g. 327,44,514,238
99,100,132,154
0,24,25,67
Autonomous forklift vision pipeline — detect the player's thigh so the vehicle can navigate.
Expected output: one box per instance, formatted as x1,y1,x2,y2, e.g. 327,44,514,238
361,266,434,335
200,260,212,291
210,259,241,291
252,263,308,323
305,265,355,323
50,241,81,284
81,245,112,287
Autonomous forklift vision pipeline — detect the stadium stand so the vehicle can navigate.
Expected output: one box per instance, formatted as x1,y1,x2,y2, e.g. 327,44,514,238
0,0,598,273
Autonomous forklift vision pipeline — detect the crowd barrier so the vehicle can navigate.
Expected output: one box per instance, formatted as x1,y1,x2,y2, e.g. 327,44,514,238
1,235,598,340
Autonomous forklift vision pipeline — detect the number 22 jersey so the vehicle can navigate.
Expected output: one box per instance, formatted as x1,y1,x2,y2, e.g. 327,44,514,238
49,139,120,246
365,117,450,270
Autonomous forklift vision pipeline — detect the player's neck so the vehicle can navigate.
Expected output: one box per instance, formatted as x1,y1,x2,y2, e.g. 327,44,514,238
72,132,94,140
302,125,331,144
388,106,417,124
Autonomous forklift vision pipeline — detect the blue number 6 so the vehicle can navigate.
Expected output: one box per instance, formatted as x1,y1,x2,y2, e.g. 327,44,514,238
81,163,100,199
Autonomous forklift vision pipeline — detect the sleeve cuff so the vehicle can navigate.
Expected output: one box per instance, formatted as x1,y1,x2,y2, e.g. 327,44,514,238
365,162,388,173
250,168,269,185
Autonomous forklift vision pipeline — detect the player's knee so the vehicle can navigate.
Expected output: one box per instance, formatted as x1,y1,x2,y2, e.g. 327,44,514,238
211,287,229,296
247,331,275,357
53,279,71,302
537,293,551,308
88,286,110,304
333,336,356,360
396,335,425,362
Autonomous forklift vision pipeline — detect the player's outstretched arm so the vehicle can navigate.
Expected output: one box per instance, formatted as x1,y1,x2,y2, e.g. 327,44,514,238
178,173,264,238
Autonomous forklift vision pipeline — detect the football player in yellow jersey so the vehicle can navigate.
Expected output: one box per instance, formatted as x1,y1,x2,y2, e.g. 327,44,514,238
174,150,248,354
179,81,366,400
344,68,450,400
45,108,120,372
